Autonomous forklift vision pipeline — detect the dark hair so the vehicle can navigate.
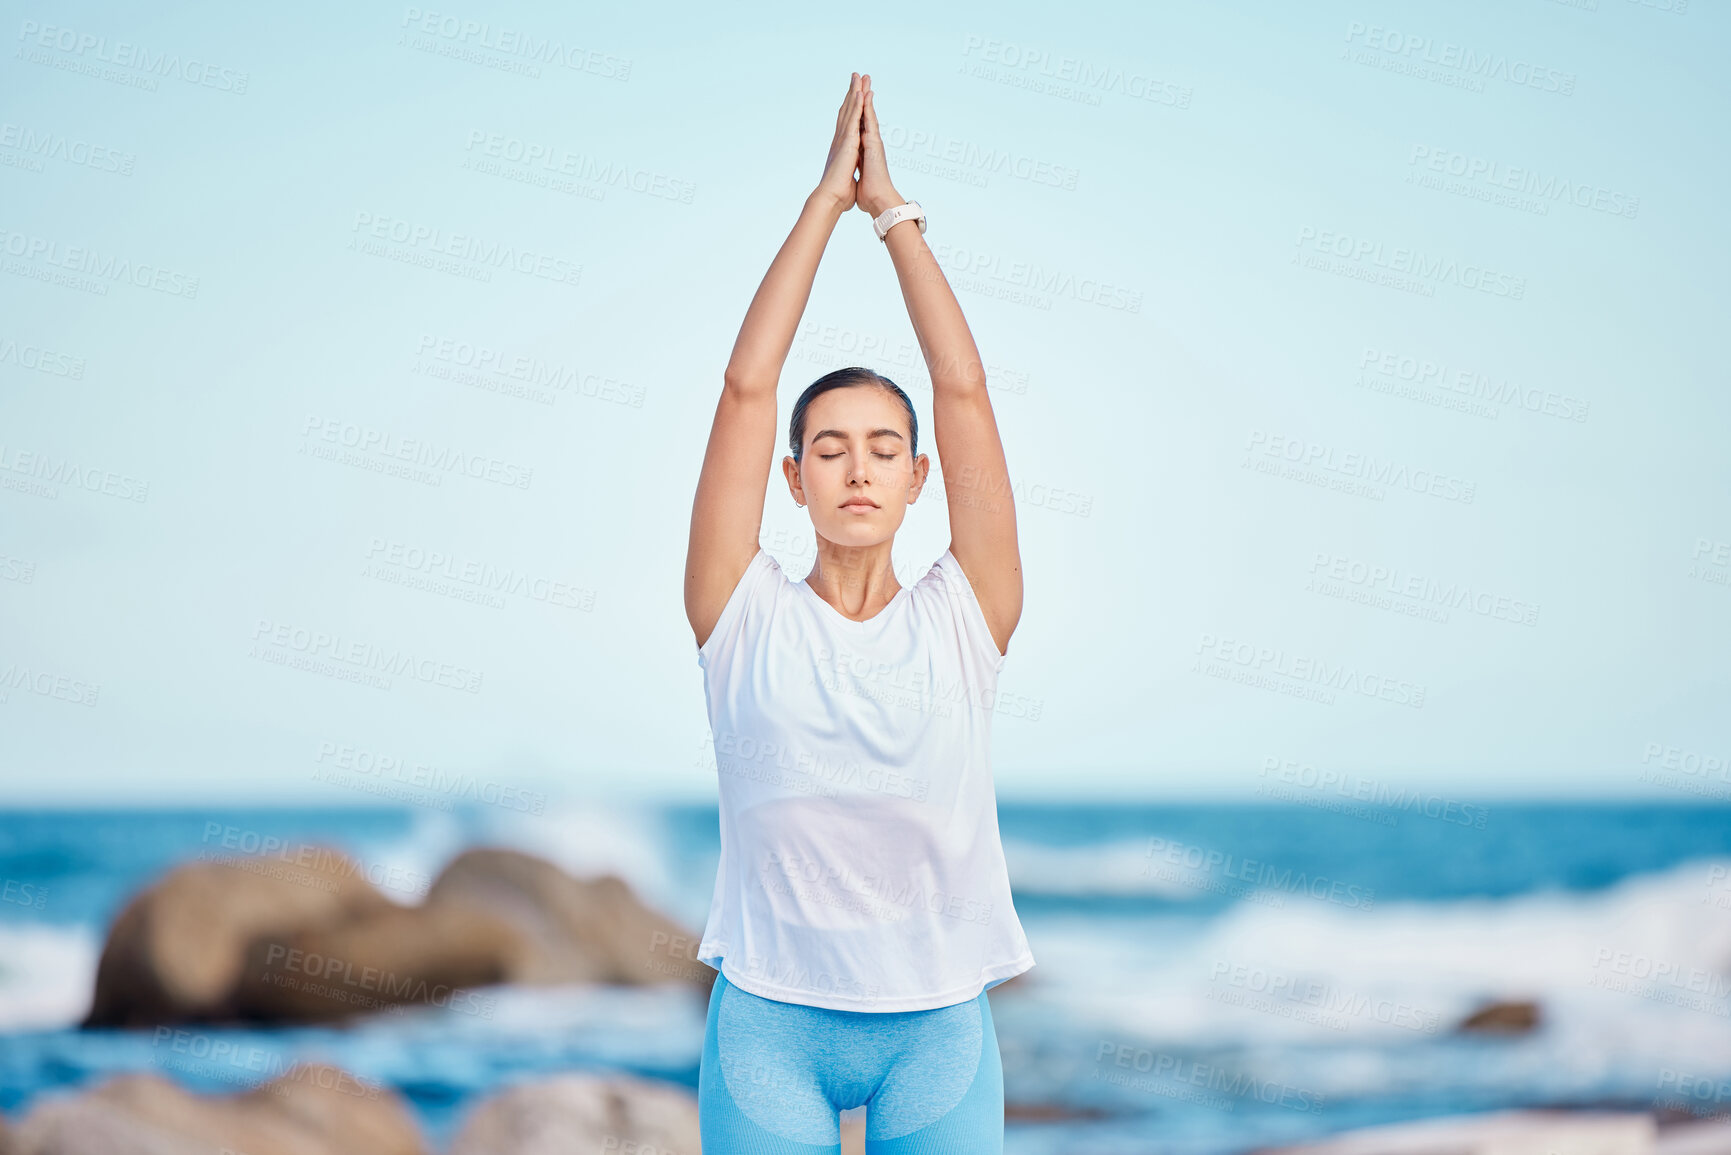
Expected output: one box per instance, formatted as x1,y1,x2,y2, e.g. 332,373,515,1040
788,366,919,464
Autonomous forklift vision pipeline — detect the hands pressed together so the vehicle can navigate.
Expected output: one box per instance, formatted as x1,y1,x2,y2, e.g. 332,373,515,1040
819,72,904,220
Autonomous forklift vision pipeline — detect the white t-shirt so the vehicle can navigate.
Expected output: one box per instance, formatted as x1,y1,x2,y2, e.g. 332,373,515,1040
695,546,1036,1012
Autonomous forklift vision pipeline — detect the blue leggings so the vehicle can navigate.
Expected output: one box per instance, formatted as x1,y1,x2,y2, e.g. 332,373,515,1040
698,972,1004,1154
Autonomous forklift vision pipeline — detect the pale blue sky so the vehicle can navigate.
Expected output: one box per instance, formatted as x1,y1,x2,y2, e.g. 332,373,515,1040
2,0,1726,804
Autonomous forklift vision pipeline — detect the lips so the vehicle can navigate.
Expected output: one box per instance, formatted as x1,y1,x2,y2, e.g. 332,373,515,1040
841,498,879,509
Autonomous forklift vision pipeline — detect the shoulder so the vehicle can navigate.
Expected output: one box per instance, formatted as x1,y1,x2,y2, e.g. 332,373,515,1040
696,548,790,664
914,549,1010,668
922,548,993,606
736,548,791,608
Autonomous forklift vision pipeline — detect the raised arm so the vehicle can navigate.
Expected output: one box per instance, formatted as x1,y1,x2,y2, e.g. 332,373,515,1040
856,75,1022,657
685,73,867,649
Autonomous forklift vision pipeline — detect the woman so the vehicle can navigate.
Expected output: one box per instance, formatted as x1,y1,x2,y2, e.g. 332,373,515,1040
685,72,1033,1154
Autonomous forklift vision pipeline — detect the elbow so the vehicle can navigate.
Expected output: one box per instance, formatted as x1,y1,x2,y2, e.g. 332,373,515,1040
930,372,989,400
930,376,992,408
723,370,776,399
928,353,989,395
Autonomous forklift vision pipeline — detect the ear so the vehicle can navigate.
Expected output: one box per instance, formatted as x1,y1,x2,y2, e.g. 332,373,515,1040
782,455,806,506
907,452,930,502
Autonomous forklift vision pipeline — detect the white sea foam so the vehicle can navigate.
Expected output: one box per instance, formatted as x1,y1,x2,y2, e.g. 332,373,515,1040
1003,836,1212,898
0,922,99,1029
1012,855,1731,1101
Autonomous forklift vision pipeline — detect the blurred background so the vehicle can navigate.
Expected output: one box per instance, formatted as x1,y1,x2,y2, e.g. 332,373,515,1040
3,0,1728,1152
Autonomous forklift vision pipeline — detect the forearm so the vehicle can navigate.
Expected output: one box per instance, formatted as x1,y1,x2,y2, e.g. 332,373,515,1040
868,191,986,394
724,189,847,392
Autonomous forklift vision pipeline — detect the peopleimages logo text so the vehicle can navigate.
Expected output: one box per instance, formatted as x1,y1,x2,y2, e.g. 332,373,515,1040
398,8,631,78
0,227,200,298
1195,631,1427,709
16,20,250,93
1295,227,1525,299
1343,23,1575,95
1244,430,1476,504
350,212,581,287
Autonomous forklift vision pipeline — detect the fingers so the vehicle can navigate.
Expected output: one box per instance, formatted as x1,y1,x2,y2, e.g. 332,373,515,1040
859,82,887,178
859,75,881,148
848,72,868,123
820,74,866,200
835,72,860,131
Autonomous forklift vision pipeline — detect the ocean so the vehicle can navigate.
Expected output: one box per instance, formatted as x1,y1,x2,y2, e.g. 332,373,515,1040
2,801,1729,1154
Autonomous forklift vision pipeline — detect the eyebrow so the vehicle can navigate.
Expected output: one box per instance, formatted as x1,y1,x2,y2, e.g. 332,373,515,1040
811,428,904,443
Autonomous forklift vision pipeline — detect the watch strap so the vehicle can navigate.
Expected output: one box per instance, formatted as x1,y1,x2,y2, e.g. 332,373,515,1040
873,201,926,241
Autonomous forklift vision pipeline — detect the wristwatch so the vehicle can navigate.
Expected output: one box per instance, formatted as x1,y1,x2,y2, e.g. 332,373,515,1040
872,200,926,241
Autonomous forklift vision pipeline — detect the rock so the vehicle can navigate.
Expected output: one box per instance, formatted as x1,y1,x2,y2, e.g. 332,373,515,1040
1456,1000,1542,1033
87,843,709,1027
4,1096,194,1155
423,849,705,986
447,1072,698,1155
7,1064,425,1155
229,901,525,1023
83,849,396,1028
226,847,709,1022
1255,1108,1656,1154
1004,1101,1113,1121
1659,1116,1731,1154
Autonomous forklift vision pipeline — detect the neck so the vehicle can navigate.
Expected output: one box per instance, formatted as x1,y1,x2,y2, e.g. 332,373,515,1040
805,536,900,616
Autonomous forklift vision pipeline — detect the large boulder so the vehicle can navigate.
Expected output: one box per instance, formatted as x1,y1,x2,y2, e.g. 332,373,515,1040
447,1073,697,1155
6,1064,424,1155
1660,1117,1731,1153
83,849,396,1028
85,844,706,1028
1255,1109,1655,1154
226,848,709,1022
423,849,702,985
2,1097,191,1155
229,901,526,1022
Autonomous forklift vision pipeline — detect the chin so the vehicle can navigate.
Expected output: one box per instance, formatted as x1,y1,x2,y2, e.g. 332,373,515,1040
817,519,893,545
